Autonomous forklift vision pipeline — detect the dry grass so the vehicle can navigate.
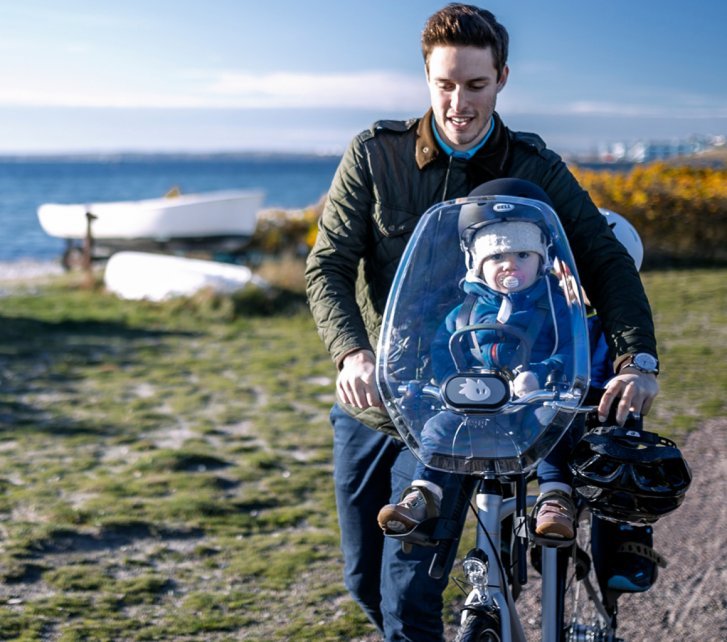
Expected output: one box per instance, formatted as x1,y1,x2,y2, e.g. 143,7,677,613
253,253,308,293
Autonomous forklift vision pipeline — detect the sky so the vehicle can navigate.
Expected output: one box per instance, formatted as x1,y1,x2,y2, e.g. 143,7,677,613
0,0,726,156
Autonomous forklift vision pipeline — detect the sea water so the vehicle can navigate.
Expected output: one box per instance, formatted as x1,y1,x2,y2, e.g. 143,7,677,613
0,154,341,264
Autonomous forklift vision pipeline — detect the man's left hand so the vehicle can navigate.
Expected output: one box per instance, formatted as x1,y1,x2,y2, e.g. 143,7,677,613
598,368,659,425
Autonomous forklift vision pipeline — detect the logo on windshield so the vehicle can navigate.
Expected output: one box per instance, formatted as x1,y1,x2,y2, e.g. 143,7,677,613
459,378,492,401
443,373,509,410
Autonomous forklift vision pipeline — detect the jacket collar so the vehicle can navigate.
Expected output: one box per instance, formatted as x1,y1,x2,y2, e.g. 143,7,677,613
415,109,442,168
415,109,511,181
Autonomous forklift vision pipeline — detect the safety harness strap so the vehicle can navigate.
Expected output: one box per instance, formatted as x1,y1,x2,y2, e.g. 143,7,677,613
454,294,550,371
617,541,668,568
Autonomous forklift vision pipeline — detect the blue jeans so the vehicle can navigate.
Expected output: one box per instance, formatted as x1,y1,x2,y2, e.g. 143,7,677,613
536,417,585,487
330,404,465,642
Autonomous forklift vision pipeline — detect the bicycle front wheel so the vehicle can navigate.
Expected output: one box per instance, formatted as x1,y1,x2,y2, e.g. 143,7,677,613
562,507,620,641
455,610,502,642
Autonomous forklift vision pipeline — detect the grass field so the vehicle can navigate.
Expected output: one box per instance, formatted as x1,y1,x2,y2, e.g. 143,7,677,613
0,267,724,640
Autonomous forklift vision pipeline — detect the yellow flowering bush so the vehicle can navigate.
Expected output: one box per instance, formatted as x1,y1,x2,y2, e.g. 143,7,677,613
253,161,727,267
571,162,727,265
250,195,325,256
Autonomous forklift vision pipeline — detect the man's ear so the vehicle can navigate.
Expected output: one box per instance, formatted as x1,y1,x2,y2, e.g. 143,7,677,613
497,65,509,92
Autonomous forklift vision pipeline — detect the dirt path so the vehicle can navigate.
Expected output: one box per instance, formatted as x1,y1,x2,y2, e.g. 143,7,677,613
612,418,727,641
514,419,727,642
357,420,727,641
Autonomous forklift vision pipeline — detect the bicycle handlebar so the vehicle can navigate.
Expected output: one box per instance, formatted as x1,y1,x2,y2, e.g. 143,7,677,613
396,381,604,414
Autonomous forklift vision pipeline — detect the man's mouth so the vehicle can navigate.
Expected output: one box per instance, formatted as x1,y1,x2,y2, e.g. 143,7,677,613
448,115,473,129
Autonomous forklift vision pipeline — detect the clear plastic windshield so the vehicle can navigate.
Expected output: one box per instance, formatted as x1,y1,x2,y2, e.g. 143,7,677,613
376,195,590,476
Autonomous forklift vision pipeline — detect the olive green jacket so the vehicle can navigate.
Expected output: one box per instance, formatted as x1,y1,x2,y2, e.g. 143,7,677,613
305,111,656,433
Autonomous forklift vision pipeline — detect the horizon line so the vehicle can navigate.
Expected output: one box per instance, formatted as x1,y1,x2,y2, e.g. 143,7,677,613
0,149,347,159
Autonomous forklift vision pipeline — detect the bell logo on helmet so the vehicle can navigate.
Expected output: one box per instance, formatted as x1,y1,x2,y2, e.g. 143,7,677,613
493,203,515,212
626,430,640,438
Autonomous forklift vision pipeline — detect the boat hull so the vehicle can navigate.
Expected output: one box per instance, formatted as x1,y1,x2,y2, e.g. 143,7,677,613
104,251,268,301
37,189,265,240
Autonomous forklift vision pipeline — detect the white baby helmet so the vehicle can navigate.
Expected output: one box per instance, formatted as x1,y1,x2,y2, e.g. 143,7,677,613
599,208,644,271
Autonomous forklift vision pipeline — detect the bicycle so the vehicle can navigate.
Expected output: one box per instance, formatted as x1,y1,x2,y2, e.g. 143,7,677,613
383,383,625,642
375,192,690,641
447,400,687,642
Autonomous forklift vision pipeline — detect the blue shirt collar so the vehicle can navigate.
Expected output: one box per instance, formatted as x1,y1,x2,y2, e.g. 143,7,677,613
431,115,494,160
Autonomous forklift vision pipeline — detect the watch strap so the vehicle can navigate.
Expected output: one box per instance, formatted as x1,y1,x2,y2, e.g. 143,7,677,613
618,353,659,375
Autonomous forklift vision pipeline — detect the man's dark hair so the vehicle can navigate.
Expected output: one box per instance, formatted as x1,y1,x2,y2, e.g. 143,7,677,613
421,4,509,79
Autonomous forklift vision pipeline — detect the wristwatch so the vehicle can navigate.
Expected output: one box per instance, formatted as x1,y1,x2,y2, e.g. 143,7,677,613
620,352,660,375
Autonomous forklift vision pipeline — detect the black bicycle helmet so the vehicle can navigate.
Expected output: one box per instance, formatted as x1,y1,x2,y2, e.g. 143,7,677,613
569,424,692,525
458,179,555,273
469,177,555,205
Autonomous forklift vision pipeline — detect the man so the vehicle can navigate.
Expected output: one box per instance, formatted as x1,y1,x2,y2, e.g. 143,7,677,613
305,4,659,641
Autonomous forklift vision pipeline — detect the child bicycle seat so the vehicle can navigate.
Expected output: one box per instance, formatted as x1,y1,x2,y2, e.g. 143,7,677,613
592,518,666,593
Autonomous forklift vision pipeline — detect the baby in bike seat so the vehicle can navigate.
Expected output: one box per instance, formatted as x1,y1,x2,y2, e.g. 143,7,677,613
378,216,577,542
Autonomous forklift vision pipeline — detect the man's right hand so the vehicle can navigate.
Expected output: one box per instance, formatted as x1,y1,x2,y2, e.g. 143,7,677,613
337,349,383,409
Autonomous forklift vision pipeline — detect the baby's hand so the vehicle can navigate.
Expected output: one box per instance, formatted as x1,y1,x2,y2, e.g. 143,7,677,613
513,370,538,397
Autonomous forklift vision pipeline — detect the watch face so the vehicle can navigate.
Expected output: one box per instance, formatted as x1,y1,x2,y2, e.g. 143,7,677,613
634,353,658,372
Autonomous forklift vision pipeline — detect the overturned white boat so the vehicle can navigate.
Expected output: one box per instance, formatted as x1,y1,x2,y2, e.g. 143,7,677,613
104,251,269,302
38,189,264,240
37,189,265,268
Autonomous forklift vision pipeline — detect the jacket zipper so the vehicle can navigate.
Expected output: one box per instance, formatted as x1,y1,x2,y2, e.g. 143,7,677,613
441,155,454,201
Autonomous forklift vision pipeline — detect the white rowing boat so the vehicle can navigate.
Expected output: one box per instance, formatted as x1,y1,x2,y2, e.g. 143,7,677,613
104,251,269,301
37,189,265,241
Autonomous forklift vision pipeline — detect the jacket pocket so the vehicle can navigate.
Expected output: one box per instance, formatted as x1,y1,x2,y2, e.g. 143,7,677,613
372,203,420,238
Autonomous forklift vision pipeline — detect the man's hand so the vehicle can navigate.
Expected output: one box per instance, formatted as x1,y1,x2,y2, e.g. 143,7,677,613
337,349,383,409
598,367,659,425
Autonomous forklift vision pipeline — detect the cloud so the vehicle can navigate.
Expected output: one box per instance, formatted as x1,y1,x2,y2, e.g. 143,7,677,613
565,101,727,119
0,88,212,109
0,69,429,111
206,70,429,110
1,63,723,123
498,94,727,120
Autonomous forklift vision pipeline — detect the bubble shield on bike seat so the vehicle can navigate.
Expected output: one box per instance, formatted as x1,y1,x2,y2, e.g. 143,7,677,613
376,195,590,476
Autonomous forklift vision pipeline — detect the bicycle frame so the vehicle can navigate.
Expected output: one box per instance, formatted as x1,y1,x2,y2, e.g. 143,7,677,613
445,474,624,642
454,477,567,642
470,480,531,642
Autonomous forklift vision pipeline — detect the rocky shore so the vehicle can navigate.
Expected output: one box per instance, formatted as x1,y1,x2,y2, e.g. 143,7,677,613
0,260,64,283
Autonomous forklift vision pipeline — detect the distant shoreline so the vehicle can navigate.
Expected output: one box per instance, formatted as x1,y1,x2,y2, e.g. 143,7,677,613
0,151,344,163
0,151,633,171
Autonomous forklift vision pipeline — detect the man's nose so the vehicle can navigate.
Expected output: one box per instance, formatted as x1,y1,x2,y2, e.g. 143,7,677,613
451,86,465,110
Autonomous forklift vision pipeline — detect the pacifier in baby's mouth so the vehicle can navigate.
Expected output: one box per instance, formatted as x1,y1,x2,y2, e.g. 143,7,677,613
497,273,522,290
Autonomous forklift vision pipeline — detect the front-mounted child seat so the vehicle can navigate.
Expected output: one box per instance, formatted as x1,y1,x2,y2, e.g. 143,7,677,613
377,184,591,477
